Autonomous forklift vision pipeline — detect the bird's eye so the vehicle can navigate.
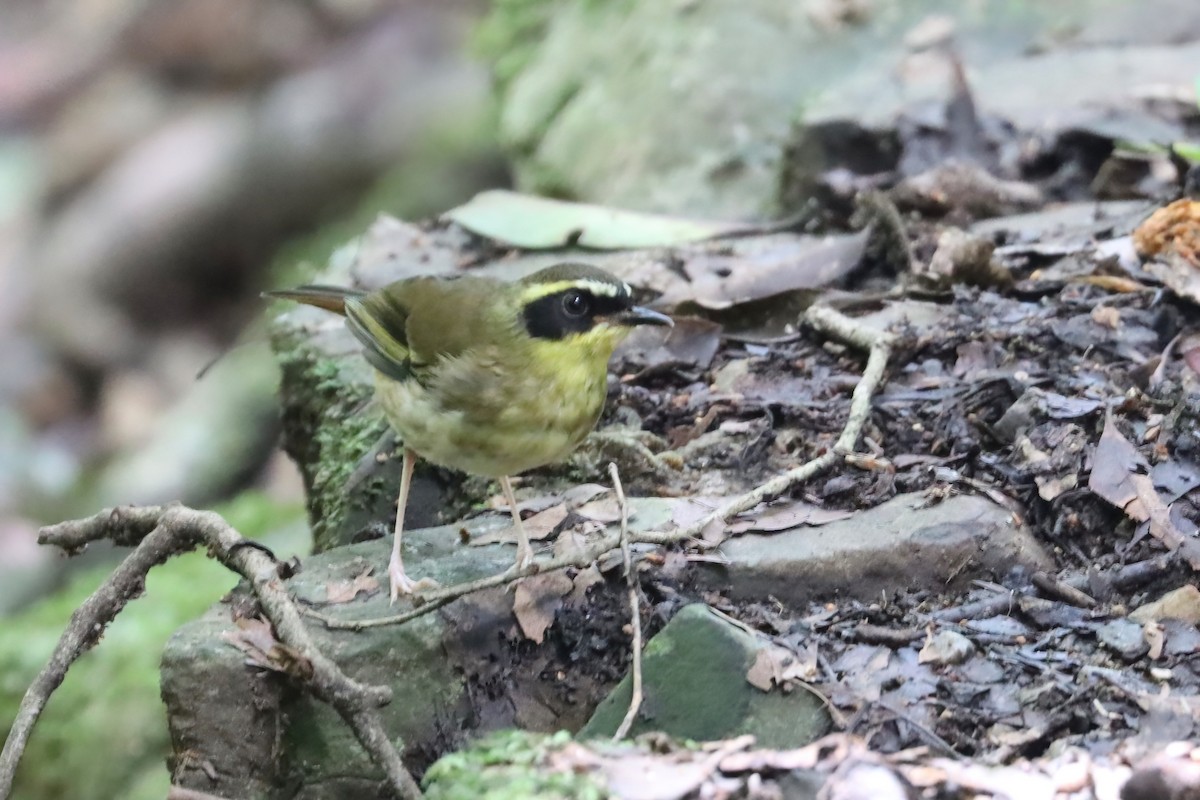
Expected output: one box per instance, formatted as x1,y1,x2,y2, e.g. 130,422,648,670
562,291,590,317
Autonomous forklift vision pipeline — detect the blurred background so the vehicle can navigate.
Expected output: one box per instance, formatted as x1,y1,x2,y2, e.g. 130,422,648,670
3,0,1199,796
0,0,505,796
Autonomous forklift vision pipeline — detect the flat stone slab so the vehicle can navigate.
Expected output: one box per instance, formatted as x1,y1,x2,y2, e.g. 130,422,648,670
696,492,1053,604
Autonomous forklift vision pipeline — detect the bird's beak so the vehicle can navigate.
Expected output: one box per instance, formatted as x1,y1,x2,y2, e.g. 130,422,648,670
616,306,674,327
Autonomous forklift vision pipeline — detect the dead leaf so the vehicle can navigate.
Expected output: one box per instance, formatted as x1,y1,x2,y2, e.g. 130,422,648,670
576,497,629,524
566,564,604,607
474,503,571,546
601,754,715,800
221,617,312,677
655,231,868,310
513,572,574,643
444,189,757,250
1088,416,1200,569
746,641,818,691
324,566,379,604
615,316,723,371
728,501,853,534
1075,274,1148,293
918,629,975,665
1134,198,1200,303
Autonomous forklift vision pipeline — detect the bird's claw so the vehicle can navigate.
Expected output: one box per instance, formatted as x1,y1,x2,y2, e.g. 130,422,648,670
388,559,439,604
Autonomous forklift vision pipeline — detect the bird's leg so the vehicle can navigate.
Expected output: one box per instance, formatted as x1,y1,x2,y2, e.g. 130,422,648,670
500,475,535,569
388,447,438,601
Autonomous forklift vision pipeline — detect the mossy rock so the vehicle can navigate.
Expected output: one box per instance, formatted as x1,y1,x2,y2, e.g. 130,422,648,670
582,604,830,748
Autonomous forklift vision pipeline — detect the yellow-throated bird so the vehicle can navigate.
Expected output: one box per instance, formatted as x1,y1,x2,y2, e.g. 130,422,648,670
269,264,672,600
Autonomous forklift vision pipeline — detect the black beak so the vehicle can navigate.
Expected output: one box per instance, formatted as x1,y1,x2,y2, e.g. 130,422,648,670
617,306,674,327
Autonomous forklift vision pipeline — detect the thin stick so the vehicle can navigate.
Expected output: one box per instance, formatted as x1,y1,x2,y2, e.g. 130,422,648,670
4,505,423,800
609,463,643,742
304,305,897,631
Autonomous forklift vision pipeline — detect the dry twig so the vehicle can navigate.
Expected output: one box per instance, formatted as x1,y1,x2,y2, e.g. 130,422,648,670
0,505,423,800
609,463,643,741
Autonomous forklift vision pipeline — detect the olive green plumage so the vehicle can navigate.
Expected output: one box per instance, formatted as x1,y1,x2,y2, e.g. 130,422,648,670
268,263,671,598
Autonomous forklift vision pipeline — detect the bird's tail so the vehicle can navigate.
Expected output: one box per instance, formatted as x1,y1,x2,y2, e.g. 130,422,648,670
263,285,366,316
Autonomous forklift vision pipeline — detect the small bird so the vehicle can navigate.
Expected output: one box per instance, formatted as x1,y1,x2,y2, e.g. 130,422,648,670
268,263,672,600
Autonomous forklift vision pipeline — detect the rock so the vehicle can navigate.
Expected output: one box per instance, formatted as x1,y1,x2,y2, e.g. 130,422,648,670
486,0,1197,217
161,519,634,798
581,604,831,748
1130,585,1200,625
1095,619,1150,662
695,492,1053,604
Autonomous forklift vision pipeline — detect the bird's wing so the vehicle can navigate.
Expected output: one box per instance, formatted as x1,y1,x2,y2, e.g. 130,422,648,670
343,289,416,383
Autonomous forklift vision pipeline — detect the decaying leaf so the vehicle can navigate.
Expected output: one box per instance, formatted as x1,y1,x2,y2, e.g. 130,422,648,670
323,566,380,604
575,496,627,524
443,190,757,250
1088,416,1200,569
614,316,723,371
1134,198,1200,303
918,629,975,666
728,500,853,534
221,616,311,677
513,571,575,643
656,231,868,310
746,641,818,692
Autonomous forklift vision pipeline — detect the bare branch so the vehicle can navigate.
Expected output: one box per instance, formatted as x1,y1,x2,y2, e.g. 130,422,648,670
2,505,423,800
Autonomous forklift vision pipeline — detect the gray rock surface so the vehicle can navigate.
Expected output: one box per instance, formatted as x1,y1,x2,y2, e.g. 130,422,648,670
162,516,630,798
491,0,1200,217
696,492,1053,603
582,603,831,748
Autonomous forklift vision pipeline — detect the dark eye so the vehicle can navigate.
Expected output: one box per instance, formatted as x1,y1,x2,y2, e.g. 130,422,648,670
562,291,590,317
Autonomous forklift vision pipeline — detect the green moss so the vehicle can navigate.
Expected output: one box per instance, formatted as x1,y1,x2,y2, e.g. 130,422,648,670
423,730,605,800
582,604,750,741
472,0,560,91
270,329,390,553
0,492,304,800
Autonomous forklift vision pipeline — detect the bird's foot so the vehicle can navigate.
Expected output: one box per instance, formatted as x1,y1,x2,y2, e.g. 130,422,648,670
388,558,440,603
515,541,536,572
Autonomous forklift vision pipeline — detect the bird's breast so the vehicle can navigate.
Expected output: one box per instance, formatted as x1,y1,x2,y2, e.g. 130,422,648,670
373,346,609,478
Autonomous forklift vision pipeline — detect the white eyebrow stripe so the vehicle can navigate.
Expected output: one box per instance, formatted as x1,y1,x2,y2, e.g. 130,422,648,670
574,279,625,297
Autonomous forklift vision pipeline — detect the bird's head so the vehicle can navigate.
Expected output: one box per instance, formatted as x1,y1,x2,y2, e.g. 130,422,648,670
515,264,673,359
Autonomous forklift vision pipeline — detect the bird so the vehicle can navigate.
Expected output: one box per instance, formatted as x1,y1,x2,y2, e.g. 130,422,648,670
267,263,673,601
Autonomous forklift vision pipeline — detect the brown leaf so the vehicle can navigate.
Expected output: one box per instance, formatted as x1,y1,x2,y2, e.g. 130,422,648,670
324,566,379,604
513,571,574,643
746,641,818,692
614,316,722,371
918,629,975,665
1134,198,1200,303
575,497,625,524
728,501,853,534
566,564,605,607
221,617,312,678
474,503,571,546
1088,417,1200,569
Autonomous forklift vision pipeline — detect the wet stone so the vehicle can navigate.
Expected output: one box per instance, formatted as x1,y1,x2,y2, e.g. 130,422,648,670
1096,618,1150,662
580,603,831,748
695,492,1053,605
